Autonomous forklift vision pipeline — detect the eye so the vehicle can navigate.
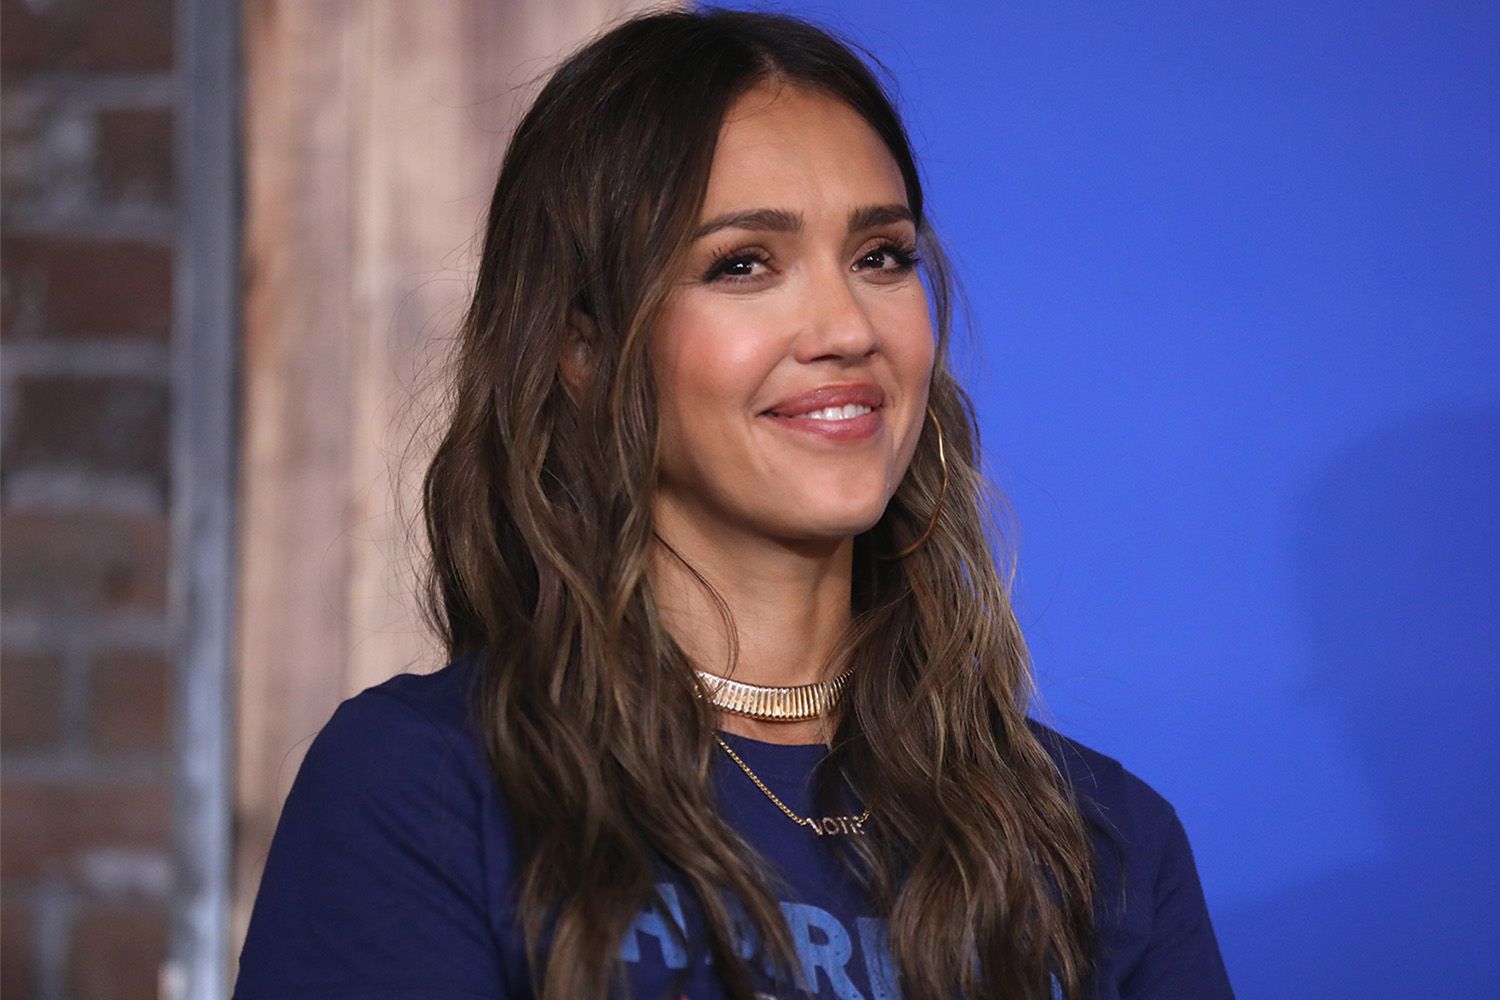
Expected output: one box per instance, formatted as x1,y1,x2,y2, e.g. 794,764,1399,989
702,247,773,284
700,240,921,286
856,240,920,277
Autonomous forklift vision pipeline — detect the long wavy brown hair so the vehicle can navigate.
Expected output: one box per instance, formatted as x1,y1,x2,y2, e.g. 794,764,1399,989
419,7,1098,998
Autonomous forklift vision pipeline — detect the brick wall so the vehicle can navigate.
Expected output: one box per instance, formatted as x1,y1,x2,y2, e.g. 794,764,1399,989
2,1,178,997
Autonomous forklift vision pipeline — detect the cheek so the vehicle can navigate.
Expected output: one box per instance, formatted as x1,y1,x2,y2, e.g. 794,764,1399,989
653,300,779,421
883,293,936,387
650,300,781,477
884,296,937,462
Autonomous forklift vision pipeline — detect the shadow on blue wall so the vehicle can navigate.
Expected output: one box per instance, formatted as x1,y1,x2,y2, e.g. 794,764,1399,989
1217,405,1500,995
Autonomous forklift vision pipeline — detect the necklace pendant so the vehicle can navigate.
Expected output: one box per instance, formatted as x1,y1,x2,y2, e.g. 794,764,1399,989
806,814,868,837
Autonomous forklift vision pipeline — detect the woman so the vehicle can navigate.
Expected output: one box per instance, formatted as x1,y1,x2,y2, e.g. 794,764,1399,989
233,8,1234,999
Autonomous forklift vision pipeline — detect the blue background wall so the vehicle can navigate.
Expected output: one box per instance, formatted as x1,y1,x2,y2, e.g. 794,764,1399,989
707,2,1499,994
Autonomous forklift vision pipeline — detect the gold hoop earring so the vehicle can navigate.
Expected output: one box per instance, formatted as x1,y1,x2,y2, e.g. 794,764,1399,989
877,405,949,561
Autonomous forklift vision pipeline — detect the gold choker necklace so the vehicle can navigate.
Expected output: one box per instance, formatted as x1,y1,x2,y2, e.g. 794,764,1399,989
694,668,850,722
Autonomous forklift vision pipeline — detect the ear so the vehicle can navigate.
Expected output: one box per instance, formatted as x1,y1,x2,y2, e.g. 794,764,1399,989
559,307,597,401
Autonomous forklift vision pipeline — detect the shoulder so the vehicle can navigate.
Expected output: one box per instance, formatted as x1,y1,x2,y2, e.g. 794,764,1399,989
339,648,484,736
284,651,494,824
1024,717,1183,858
235,652,524,997
313,651,483,754
1024,724,1236,994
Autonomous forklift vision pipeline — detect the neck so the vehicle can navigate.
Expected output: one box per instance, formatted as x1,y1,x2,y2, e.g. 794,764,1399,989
649,502,854,745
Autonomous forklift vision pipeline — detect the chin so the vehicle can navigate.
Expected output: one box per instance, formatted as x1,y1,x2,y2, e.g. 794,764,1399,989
771,500,888,542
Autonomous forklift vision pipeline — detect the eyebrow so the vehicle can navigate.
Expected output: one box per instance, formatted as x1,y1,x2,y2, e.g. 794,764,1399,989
691,202,915,241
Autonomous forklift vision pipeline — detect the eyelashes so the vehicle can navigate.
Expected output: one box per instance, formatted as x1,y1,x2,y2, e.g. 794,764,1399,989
701,240,921,285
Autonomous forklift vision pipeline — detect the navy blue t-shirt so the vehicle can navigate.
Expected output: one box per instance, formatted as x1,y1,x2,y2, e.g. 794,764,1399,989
232,654,1234,999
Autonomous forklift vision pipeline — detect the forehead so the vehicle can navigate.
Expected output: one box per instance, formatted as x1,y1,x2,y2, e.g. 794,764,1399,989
701,82,909,216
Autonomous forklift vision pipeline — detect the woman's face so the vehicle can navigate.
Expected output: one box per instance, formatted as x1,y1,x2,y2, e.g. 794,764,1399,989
650,82,935,554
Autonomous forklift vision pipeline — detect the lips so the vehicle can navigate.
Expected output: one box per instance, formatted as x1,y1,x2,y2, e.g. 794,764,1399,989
762,382,885,418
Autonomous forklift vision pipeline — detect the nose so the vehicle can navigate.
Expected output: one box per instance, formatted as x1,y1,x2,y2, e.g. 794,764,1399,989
792,260,880,364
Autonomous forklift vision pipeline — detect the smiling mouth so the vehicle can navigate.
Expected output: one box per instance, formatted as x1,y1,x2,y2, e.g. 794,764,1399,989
770,403,877,421
760,404,883,444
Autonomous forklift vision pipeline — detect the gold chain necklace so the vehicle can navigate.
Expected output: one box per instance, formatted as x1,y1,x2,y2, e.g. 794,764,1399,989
714,734,870,837
694,668,850,722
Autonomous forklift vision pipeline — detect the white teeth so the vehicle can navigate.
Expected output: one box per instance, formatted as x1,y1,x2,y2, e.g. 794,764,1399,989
792,403,873,421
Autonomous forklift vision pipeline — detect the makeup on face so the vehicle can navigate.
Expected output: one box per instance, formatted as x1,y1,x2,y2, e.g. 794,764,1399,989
649,82,935,547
